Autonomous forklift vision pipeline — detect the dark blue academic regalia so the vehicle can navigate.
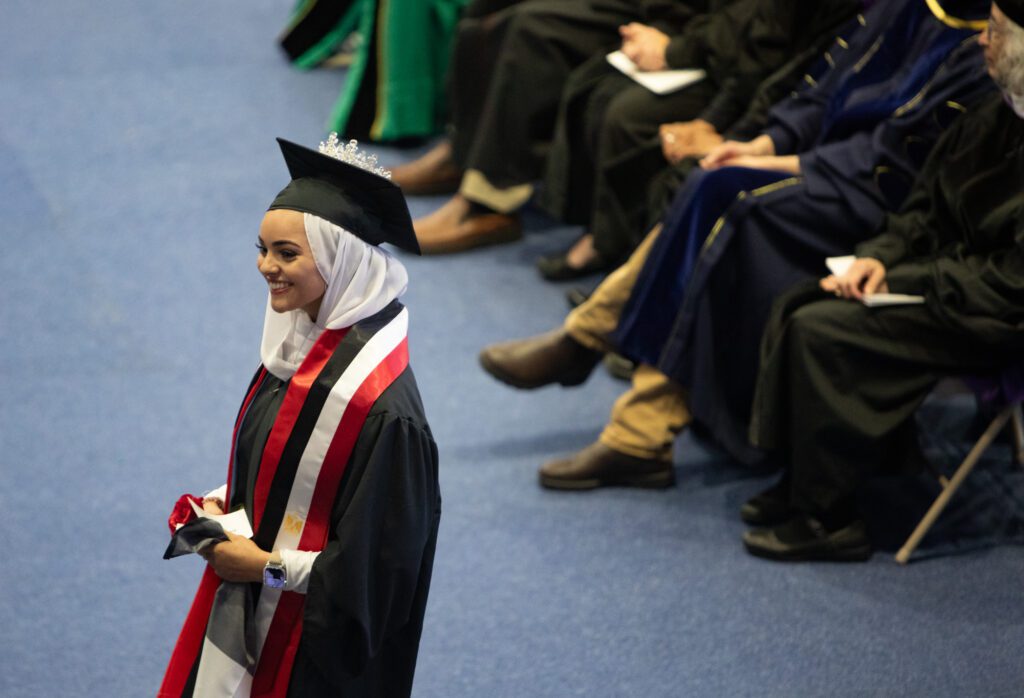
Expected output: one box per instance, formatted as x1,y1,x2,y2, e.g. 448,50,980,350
612,0,995,464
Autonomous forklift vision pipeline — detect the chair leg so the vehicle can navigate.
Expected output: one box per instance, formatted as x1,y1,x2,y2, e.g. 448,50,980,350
1011,403,1024,466
895,406,1015,564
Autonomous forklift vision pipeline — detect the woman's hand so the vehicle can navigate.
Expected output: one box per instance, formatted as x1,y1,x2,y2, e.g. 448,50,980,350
660,120,723,163
201,532,271,583
620,23,670,71
700,135,776,169
820,258,888,300
202,498,225,515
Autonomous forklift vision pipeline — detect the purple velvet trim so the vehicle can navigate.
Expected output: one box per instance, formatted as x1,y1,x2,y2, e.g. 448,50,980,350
965,363,1024,406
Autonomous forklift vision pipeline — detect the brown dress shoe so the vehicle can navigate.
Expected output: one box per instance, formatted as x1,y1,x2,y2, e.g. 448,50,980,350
391,141,464,196
539,441,674,490
415,195,522,254
479,328,602,389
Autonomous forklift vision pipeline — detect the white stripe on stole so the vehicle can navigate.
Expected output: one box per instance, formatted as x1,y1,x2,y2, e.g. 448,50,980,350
193,637,252,697
195,308,409,697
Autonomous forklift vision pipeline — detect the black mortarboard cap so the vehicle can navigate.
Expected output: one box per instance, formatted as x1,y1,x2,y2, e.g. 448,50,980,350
996,0,1024,28
268,137,421,255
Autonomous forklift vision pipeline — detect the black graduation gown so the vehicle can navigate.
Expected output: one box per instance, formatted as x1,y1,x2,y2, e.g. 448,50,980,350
447,0,704,189
750,94,1024,514
612,0,994,464
538,0,860,261
184,302,441,697
278,0,359,62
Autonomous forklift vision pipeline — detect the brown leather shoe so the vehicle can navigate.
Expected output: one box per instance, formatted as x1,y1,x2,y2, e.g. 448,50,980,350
539,441,674,490
415,195,522,254
479,328,601,389
391,141,464,196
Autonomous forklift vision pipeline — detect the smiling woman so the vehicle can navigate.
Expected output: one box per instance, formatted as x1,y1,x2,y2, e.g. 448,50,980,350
256,210,327,320
160,136,439,698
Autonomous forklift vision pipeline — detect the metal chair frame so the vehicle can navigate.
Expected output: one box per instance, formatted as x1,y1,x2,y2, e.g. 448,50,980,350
896,401,1024,564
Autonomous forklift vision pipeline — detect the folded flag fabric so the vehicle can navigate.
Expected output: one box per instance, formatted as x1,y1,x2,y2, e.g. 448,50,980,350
164,518,229,560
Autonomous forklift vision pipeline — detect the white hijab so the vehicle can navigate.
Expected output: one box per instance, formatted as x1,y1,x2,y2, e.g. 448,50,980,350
259,213,409,380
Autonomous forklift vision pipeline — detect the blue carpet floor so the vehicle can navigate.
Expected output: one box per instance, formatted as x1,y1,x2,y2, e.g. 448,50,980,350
2,2,1023,696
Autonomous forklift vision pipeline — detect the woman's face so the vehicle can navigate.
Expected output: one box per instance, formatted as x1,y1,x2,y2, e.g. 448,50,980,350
257,209,327,321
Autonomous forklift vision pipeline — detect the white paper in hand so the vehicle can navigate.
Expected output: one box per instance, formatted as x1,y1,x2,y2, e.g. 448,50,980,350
825,255,856,276
824,255,925,307
188,498,254,538
606,50,705,95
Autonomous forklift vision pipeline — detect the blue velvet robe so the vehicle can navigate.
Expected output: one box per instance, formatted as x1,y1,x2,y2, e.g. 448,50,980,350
612,0,995,464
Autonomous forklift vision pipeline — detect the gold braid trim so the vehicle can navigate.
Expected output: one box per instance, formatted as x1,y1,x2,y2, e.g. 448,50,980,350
701,178,803,253
925,0,988,31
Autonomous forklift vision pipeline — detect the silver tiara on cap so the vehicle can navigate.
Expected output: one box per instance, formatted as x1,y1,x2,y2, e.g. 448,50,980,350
318,132,392,180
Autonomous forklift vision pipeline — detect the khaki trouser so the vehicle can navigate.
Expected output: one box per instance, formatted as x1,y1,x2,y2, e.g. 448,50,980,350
563,225,691,460
460,169,534,213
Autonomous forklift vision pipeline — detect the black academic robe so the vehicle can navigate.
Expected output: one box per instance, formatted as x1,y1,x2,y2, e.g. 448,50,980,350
448,0,704,189
538,0,859,261
278,0,359,62
166,302,440,697
612,0,994,464
750,93,1024,514
249,372,438,696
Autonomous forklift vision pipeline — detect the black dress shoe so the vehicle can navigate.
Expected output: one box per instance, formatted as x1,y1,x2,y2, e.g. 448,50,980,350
742,515,872,562
536,250,613,281
479,328,602,389
740,478,794,526
539,441,674,490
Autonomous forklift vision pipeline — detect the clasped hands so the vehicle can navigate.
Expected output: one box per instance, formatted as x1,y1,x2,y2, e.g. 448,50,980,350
198,498,270,583
698,135,801,175
660,120,724,163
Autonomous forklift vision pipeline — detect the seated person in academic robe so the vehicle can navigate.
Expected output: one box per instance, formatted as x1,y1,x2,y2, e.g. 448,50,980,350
390,0,702,253
544,13,856,280
534,0,858,279
742,0,1024,561
477,0,993,491
278,0,469,143
160,136,440,696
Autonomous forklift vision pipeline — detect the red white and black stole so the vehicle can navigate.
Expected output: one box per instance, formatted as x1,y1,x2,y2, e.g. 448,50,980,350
160,306,410,697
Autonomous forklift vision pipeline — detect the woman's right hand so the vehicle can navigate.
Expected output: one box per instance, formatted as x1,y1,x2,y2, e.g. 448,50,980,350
202,498,225,515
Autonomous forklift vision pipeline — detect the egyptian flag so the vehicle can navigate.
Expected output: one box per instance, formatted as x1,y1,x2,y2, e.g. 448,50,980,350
160,305,410,697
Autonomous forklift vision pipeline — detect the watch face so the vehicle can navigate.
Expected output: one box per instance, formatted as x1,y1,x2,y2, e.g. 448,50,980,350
264,565,287,589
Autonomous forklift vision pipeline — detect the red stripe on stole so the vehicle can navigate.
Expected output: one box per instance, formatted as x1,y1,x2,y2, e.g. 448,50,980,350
225,367,267,506
250,592,306,698
301,338,410,549
159,367,268,696
157,567,221,697
251,337,410,698
251,329,347,531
